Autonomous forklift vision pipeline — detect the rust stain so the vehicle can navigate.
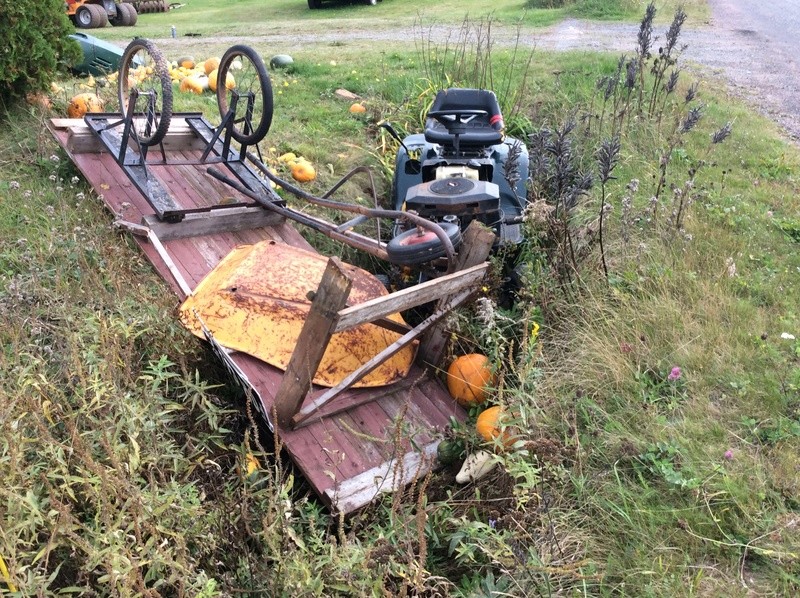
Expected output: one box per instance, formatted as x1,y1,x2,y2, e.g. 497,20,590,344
179,240,415,387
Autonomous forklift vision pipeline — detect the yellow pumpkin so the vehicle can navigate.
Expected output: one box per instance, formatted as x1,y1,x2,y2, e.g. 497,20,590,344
349,103,366,114
208,69,235,92
67,93,104,118
179,74,208,95
476,406,512,446
290,160,316,183
203,57,221,75
446,353,494,407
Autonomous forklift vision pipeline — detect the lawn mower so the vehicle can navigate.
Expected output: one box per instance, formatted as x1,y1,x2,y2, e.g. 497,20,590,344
382,88,530,268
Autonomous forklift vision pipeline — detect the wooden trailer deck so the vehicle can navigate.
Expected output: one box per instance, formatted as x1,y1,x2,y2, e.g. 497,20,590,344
48,115,485,514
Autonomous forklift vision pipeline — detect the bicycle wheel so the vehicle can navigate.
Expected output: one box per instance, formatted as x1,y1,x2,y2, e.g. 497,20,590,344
217,45,273,146
118,38,172,147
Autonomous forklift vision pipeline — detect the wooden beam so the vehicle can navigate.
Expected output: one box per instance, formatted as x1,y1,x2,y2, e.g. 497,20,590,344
64,120,207,154
141,207,284,241
418,221,496,367
333,263,488,333
274,257,352,430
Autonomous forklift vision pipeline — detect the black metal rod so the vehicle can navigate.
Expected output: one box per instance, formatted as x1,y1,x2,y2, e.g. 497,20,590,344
206,167,392,261
243,155,456,271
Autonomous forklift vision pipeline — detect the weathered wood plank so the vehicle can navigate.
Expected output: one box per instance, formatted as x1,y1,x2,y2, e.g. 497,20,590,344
327,441,439,514
141,207,284,241
334,263,488,333
68,125,207,154
274,258,352,430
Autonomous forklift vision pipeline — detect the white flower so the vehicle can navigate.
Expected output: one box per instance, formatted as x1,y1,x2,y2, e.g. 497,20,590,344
9,181,19,190
725,257,736,278
49,155,60,162
780,332,796,340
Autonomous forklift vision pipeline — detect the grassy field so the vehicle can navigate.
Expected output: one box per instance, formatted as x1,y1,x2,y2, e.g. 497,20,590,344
88,0,709,45
2,0,799,595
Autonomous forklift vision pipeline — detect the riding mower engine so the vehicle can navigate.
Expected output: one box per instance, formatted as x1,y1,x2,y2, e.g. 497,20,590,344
385,88,529,268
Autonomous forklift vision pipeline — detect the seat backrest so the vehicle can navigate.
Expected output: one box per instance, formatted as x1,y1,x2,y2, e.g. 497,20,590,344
424,88,504,149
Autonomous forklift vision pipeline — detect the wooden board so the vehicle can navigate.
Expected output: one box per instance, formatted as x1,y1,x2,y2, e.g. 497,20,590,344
48,116,466,513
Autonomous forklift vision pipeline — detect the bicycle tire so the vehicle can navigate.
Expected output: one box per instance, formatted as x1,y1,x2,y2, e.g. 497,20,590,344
118,38,173,147
217,45,273,146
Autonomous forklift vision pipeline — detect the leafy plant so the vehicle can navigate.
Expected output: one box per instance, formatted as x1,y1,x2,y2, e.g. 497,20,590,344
1,0,80,107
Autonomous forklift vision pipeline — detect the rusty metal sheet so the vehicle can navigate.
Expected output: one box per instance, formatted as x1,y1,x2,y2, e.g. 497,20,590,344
179,240,415,388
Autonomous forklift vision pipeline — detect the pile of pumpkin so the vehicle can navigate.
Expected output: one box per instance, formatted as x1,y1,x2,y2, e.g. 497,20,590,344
272,151,315,183
169,56,237,95
441,353,516,484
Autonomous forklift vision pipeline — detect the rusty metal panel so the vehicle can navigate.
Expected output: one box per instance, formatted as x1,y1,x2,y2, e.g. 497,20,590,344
179,240,415,388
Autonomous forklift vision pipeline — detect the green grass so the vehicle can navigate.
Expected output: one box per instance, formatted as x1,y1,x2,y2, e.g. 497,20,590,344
4,0,800,595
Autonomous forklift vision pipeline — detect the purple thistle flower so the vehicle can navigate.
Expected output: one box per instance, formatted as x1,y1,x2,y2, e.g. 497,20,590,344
724,450,734,461
667,366,682,381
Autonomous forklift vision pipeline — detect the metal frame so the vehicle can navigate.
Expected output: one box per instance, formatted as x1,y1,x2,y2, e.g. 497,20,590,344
84,89,276,222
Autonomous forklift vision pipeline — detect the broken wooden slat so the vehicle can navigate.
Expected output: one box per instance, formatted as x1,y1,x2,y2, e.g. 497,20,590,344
293,287,475,428
326,441,438,514
333,262,488,334
274,257,353,430
141,207,285,241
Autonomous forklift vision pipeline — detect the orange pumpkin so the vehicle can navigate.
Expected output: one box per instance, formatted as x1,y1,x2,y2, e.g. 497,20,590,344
349,103,366,114
67,93,104,118
291,160,316,183
446,353,494,407
476,406,513,447
204,57,221,75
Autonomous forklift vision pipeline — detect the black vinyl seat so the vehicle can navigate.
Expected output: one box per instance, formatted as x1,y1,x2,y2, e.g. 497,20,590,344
424,88,504,149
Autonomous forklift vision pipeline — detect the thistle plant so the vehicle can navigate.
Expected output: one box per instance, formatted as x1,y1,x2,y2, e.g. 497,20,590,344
596,136,621,280
527,119,594,283
648,7,688,117
651,98,705,225
635,2,656,113
672,121,733,230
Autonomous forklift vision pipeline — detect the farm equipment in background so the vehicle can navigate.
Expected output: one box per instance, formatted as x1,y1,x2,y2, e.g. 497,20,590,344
128,0,170,14
308,0,381,8
66,0,138,29
69,33,129,75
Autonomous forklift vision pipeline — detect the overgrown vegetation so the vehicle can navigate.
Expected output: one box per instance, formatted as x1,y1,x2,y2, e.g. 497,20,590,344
1,0,799,595
0,0,79,107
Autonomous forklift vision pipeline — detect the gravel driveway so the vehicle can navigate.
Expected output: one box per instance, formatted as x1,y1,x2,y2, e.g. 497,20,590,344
540,0,800,143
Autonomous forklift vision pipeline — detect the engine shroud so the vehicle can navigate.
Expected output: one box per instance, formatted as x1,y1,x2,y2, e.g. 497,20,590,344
404,177,500,219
